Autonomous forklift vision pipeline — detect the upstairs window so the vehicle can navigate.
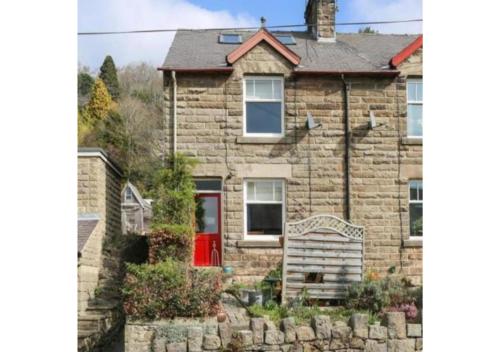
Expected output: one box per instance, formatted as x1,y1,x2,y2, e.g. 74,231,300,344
409,180,423,237
244,179,284,239
407,78,423,138
219,33,242,44
244,76,284,136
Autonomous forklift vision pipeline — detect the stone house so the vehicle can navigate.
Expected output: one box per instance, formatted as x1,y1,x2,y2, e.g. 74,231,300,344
121,181,152,235
159,0,423,284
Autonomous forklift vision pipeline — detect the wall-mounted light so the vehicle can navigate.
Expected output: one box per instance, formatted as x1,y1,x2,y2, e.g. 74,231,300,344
306,112,322,130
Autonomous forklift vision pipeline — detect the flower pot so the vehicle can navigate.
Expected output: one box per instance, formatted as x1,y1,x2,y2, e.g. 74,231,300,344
223,266,233,275
217,312,227,322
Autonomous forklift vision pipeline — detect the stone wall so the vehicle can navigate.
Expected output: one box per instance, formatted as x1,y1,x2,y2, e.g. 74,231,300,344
163,42,423,284
125,312,422,352
77,150,123,312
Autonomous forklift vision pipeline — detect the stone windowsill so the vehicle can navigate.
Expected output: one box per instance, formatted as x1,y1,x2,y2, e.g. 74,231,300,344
401,137,423,146
403,239,423,248
236,240,282,248
236,136,289,144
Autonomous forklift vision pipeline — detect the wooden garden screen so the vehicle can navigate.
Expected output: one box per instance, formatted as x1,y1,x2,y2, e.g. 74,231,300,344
281,214,364,304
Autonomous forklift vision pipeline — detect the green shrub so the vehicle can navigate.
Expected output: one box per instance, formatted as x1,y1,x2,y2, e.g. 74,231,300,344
123,259,222,320
346,275,422,315
148,224,194,264
152,154,197,227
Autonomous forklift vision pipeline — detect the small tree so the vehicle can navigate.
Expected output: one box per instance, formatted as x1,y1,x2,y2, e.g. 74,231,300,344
99,55,120,100
358,26,379,34
86,78,115,125
152,154,197,226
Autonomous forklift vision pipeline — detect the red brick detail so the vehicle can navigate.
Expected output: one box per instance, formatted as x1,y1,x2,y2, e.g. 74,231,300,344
390,35,423,68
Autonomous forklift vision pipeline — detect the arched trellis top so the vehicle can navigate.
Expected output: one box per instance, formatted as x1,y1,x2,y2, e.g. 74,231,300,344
285,214,364,241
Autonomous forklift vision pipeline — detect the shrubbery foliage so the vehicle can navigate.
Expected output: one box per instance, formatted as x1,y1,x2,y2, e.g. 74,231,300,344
123,154,222,320
345,274,422,322
148,224,194,264
152,153,197,227
123,259,221,320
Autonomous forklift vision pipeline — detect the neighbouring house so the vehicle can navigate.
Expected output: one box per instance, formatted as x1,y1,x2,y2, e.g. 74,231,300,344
160,0,423,284
78,148,124,351
121,181,152,235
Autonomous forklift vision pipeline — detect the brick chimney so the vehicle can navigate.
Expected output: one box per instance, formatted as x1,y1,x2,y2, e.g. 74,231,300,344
305,0,337,42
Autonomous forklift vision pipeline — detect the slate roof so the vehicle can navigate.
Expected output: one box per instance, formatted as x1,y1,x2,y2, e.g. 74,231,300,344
162,30,420,72
78,215,99,253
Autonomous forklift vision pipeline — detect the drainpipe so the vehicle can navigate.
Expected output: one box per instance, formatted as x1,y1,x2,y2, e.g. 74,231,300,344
341,74,351,221
171,70,177,154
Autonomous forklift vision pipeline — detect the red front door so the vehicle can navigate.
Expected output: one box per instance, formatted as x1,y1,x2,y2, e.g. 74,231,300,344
194,193,222,266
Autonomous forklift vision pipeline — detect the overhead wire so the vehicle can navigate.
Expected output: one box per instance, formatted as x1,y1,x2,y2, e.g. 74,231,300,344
78,19,422,35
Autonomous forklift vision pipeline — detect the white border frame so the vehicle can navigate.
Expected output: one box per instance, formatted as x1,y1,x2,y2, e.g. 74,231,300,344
408,180,423,240
406,78,423,139
243,178,286,241
243,76,285,138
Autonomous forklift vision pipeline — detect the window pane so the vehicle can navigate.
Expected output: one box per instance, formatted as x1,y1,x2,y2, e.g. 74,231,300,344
255,181,274,201
247,182,255,201
408,104,422,137
220,34,242,44
273,80,282,99
196,197,219,234
416,82,423,101
245,80,254,98
409,180,422,200
254,80,274,99
246,102,282,134
274,181,283,201
410,203,423,236
195,179,222,191
247,204,282,235
407,82,417,101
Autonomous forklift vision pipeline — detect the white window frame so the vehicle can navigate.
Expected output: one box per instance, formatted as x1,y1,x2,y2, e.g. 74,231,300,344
243,76,285,138
406,78,423,139
409,180,423,240
243,179,285,241
125,188,133,201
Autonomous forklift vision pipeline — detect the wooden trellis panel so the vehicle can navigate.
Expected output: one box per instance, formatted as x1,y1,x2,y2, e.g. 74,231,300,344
281,214,364,304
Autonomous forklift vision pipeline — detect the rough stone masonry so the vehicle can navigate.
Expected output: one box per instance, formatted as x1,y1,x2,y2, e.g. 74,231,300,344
125,312,422,352
162,40,423,284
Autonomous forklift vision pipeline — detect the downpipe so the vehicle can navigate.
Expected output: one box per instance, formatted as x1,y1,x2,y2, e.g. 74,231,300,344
341,74,351,221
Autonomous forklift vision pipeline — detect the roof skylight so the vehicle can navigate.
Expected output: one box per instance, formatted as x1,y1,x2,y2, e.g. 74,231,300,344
219,34,242,44
275,34,296,45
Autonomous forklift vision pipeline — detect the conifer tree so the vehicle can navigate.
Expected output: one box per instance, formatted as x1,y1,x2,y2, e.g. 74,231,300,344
99,55,120,100
86,78,115,125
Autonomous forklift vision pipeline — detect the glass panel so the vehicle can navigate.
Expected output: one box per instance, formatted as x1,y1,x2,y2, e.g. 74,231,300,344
272,80,282,100
409,181,419,200
247,204,283,235
254,80,274,99
416,82,423,101
407,104,422,137
245,80,254,98
195,179,222,191
407,82,417,101
274,181,283,201
246,182,255,201
255,181,274,201
196,197,218,234
410,203,423,236
220,34,242,44
275,35,296,45
246,102,282,134
419,183,423,200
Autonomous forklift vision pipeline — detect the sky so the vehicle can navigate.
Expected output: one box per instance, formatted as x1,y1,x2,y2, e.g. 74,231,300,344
78,0,422,71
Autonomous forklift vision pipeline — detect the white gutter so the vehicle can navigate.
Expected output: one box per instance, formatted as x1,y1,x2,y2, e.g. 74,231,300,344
171,70,177,154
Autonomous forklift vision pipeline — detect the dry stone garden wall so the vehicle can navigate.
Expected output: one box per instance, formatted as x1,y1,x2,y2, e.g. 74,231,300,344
125,312,422,352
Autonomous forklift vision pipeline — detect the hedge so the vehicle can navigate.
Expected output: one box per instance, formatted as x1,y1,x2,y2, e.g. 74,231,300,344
123,259,222,320
148,224,194,264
